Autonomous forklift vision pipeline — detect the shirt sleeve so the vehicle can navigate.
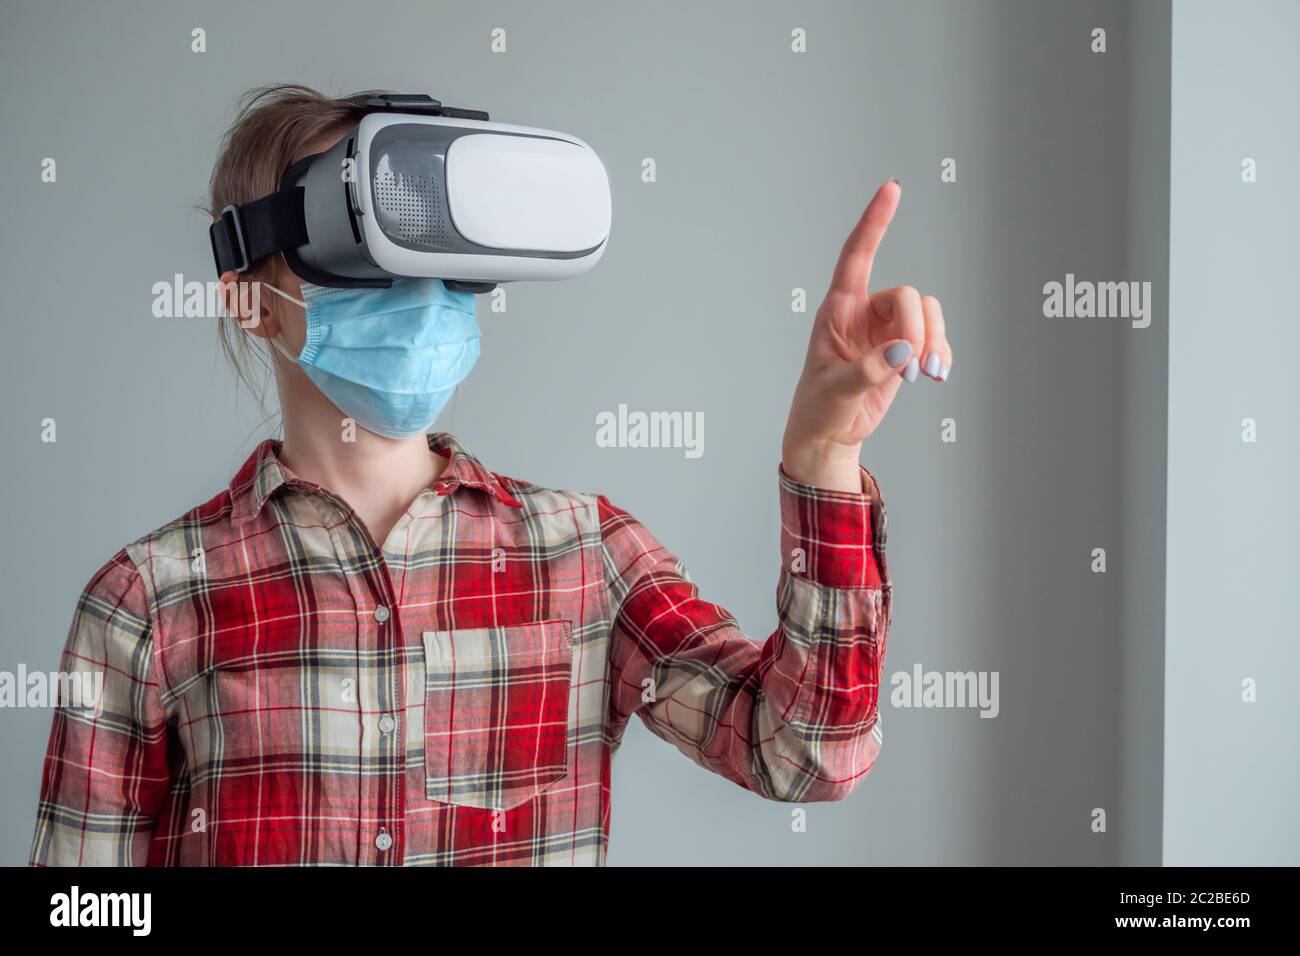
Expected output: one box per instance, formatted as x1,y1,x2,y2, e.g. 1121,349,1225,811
30,550,172,866
599,464,892,802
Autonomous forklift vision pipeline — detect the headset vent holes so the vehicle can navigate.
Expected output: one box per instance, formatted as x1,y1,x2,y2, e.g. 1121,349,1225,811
374,172,448,247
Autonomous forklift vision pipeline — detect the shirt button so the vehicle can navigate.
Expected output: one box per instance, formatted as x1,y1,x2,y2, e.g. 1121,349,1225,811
375,829,393,852
378,713,396,735
374,605,391,624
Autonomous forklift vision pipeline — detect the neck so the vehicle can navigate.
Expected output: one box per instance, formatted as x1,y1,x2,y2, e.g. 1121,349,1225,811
276,371,447,544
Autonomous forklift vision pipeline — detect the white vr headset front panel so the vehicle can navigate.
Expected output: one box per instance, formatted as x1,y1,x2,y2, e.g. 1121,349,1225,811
354,114,612,283
446,134,612,252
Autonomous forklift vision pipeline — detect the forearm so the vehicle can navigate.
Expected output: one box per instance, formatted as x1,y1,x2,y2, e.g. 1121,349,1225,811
602,463,891,802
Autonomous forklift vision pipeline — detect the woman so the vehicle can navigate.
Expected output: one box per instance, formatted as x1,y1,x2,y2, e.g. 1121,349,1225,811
31,85,952,866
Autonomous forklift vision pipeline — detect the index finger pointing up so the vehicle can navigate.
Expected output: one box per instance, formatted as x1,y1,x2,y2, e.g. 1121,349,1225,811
830,179,901,295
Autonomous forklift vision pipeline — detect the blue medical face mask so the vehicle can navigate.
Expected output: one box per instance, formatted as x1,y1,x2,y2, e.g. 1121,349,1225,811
265,278,480,439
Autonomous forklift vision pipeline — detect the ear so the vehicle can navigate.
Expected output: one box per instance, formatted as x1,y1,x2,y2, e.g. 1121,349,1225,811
218,270,280,340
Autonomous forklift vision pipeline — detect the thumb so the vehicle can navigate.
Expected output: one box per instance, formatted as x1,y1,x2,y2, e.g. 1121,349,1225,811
857,338,914,387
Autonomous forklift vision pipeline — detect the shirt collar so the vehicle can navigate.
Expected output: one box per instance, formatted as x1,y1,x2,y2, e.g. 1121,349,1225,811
428,432,523,509
229,432,521,526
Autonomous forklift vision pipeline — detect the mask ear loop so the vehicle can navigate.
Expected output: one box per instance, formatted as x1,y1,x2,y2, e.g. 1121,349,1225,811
261,282,308,309
258,282,309,363
445,385,460,436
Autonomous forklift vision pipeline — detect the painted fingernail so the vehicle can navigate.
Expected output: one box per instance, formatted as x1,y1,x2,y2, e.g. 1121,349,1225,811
923,353,941,378
903,357,919,383
884,341,913,367
939,362,951,381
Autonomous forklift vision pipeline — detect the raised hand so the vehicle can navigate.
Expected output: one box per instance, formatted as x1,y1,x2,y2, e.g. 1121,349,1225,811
782,179,952,492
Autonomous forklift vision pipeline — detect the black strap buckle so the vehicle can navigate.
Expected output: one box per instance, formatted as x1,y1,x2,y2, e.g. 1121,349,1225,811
212,204,250,275
208,189,309,279
353,92,489,122
358,93,442,113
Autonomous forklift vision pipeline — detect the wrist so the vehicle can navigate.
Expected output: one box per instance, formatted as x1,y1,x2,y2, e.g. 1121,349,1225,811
781,439,864,493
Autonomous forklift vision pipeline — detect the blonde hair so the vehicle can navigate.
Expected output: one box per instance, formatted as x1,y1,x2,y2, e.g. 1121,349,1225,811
206,84,377,398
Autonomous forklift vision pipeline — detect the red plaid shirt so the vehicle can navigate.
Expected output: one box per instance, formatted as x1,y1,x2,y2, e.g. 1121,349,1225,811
31,433,891,866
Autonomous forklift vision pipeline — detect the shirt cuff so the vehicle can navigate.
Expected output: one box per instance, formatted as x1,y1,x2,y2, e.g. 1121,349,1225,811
778,463,889,589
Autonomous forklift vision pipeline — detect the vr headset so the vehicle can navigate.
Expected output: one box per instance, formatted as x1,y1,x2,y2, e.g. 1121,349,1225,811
209,93,612,292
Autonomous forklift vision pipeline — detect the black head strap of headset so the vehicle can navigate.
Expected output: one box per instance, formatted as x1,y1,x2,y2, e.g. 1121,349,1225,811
208,94,488,278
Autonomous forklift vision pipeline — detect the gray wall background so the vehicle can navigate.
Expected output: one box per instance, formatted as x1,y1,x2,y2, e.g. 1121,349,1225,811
0,0,1181,865
1117,0,1170,868
1164,0,1300,865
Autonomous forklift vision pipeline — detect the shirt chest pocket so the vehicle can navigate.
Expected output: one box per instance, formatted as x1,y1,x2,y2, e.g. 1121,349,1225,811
420,620,574,812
